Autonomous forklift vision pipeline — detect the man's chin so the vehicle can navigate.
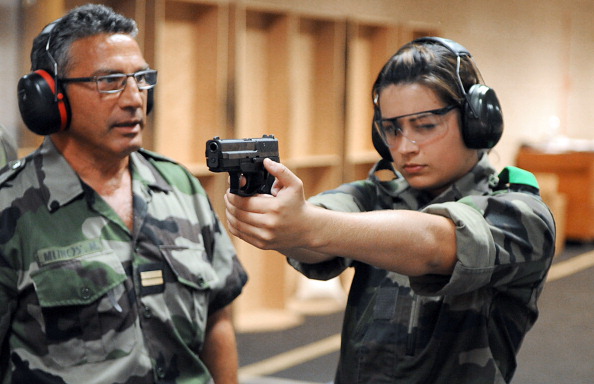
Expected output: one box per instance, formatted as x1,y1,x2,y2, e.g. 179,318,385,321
123,142,142,156
118,136,143,157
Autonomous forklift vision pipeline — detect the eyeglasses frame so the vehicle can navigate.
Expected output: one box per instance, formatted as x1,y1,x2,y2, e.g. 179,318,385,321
60,69,158,94
375,104,458,145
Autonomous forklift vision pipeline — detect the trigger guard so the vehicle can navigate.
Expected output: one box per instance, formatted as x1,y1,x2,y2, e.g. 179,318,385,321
239,175,261,196
229,172,243,195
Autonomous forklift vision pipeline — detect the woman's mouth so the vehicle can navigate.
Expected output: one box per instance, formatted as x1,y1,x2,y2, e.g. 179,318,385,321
402,163,426,174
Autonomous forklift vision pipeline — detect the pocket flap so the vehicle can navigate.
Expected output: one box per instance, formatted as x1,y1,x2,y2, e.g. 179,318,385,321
160,246,219,290
31,251,127,307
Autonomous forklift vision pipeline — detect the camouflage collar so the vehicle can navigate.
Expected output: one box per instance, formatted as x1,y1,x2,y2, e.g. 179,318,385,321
130,150,174,193
40,138,86,212
38,139,172,212
434,153,498,203
374,153,498,209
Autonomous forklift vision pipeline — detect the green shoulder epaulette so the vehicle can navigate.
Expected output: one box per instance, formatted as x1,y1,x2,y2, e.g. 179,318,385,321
497,165,539,192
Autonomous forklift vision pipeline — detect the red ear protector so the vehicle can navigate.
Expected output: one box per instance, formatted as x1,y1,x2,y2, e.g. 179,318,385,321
17,20,71,135
372,37,503,161
17,20,154,136
18,69,71,136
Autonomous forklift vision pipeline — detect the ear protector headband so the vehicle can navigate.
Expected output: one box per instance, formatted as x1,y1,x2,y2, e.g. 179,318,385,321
17,20,154,136
372,36,503,161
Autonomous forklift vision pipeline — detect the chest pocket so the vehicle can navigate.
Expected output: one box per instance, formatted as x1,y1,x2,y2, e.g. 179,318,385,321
30,250,137,367
155,246,220,337
160,246,219,290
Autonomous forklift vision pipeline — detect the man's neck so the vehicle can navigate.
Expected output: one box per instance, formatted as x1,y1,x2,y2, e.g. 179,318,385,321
78,157,134,231
50,136,133,189
50,136,135,230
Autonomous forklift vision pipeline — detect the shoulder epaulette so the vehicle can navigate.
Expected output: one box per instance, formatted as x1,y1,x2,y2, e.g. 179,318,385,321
0,158,27,187
497,166,540,193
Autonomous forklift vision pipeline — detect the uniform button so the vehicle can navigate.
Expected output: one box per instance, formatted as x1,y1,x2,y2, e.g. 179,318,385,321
156,366,166,378
10,160,22,169
143,306,152,319
80,287,91,300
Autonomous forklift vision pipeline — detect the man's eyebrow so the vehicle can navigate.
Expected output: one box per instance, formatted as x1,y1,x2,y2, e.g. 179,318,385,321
91,65,151,76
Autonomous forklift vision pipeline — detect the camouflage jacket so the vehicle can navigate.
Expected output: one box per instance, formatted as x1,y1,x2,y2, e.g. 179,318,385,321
0,138,247,384
0,124,17,168
289,154,555,384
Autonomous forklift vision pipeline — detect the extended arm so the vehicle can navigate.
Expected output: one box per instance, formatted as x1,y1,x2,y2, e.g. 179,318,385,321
225,159,457,276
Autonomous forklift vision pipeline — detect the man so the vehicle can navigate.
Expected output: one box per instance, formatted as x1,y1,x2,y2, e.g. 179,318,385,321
1,4,247,384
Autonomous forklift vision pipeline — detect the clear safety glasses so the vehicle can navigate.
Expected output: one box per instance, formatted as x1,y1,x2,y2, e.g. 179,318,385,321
61,69,158,94
374,105,457,146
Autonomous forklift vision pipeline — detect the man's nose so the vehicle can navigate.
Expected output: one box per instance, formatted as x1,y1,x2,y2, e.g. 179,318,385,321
118,77,144,108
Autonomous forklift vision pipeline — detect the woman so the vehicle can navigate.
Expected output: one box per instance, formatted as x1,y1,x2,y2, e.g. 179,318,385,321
225,37,555,383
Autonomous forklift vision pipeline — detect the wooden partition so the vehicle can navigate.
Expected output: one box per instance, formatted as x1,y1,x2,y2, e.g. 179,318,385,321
152,1,231,209
344,19,401,182
230,5,348,329
516,146,594,241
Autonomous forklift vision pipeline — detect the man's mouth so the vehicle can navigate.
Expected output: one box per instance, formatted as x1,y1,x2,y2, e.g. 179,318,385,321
113,120,143,129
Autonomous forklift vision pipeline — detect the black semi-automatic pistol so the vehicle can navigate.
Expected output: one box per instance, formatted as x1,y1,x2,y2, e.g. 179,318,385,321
206,135,280,196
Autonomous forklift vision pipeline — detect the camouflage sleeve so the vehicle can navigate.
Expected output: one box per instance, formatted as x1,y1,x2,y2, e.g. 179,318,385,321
191,182,247,314
0,161,21,379
0,256,17,379
205,214,248,313
287,183,372,280
0,124,18,168
411,190,556,296
147,156,248,313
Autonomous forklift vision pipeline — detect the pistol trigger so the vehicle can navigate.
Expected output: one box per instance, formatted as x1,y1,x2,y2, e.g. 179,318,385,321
229,172,242,195
260,171,275,195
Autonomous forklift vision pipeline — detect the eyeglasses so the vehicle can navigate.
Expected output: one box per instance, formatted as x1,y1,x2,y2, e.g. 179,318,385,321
374,105,457,145
60,69,158,94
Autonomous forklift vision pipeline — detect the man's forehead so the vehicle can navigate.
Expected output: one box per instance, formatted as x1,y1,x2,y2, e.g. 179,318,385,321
67,33,146,73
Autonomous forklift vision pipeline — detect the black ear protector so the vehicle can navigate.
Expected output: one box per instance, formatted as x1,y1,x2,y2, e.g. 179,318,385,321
372,36,503,161
17,20,154,136
17,20,71,135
